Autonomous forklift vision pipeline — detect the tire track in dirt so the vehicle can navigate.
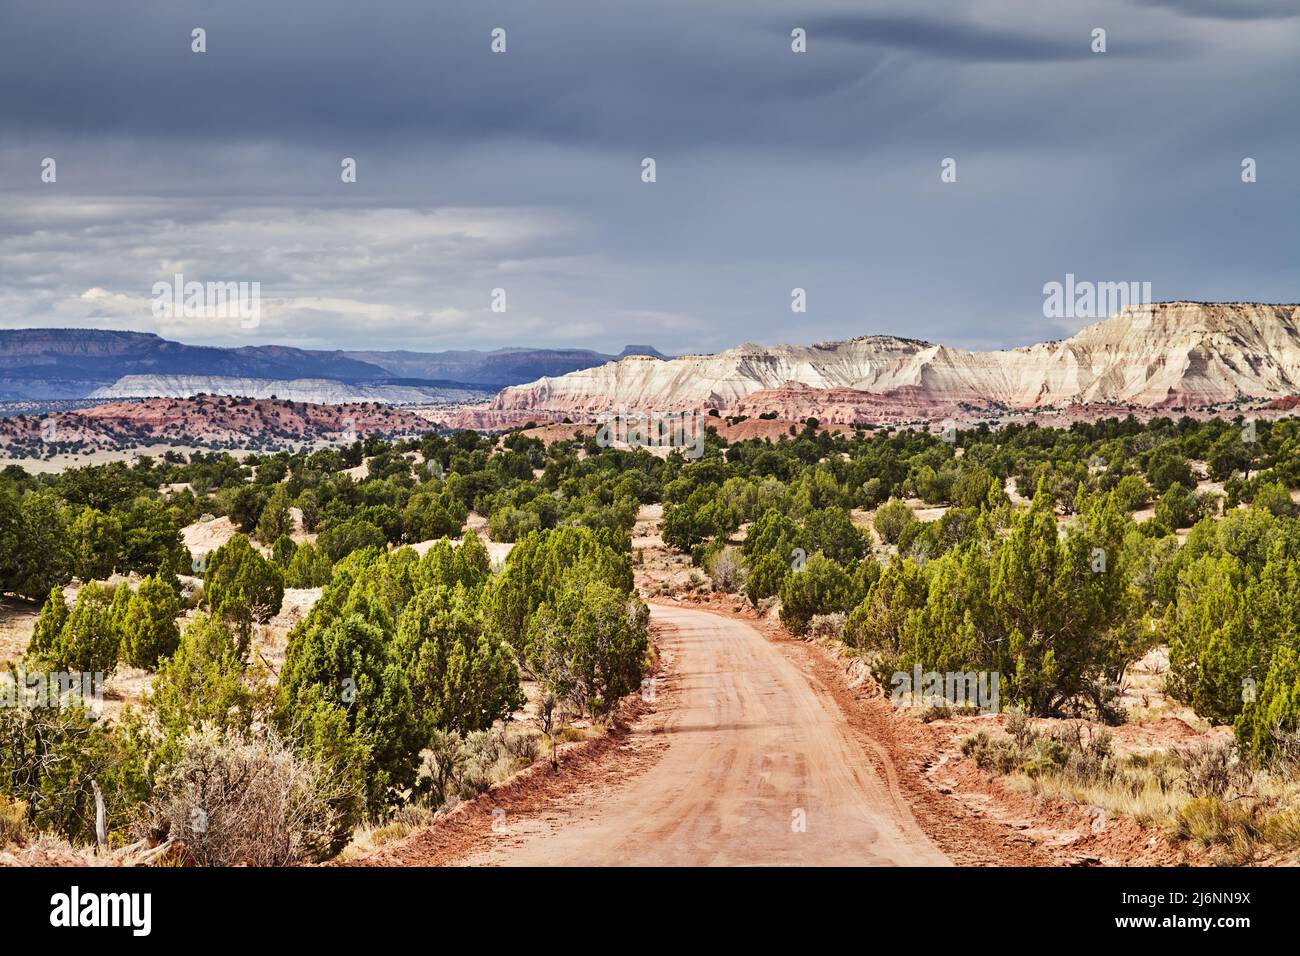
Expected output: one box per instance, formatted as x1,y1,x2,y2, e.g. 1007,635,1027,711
454,602,949,866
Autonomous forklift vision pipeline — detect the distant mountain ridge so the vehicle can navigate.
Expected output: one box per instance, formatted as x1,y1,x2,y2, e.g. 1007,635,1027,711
0,329,393,399
338,344,665,387
89,375,493,405
455,302,1300,427
0,329,664,400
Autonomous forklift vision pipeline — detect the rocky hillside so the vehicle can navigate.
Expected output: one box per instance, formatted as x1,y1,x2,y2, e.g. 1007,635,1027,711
460,303,1300,426
0,395,439,457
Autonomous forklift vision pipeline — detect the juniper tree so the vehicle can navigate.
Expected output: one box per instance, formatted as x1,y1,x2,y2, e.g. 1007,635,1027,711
120,573,181,669
26,586,69,663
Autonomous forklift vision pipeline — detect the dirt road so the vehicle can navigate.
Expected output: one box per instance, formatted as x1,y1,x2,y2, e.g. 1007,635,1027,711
461,603,949,866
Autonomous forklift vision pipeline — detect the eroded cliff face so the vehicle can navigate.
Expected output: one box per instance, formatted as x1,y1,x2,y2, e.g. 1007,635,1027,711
469,303,1300,425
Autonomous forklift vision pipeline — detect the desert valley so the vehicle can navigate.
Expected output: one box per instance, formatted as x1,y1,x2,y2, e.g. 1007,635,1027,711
3,302,1300,873
6,0,1295,938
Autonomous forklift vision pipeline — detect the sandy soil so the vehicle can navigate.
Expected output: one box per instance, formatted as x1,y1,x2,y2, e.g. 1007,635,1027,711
630,503,664,552
182,515,240,558
255,587,323,673
182,507,315,559
0,597,38,669
906,498,949,522
407,536,513,564
1004,476,1028,507
0,444,222,475
454,602,948,866
287,507,316,545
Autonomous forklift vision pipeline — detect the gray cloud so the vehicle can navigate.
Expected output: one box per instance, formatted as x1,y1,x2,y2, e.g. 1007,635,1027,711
1132,0,1300,20
799,12,1179,61
0,0,1296,356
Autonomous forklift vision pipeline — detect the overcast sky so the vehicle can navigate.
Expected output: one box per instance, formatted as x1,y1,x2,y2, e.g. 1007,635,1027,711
0,0,1296,354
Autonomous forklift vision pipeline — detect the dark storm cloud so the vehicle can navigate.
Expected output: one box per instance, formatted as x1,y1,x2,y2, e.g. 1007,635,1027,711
0,0,871,150
1131,0,1300,20
0,0,1296,354
799,12,1179,61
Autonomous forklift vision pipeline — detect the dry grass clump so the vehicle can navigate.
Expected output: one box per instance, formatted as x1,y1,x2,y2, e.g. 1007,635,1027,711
343,804,440,857
137,725,357,866
0,794,27,847
342,727,544,859
807,612,846,638
964,713,1300,862
417,727,542,810
706,547,746,593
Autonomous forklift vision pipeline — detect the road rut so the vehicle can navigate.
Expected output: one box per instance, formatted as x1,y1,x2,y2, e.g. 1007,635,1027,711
462,603,949,866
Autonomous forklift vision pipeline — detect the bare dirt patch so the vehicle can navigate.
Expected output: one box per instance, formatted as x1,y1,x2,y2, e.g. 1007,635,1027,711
181,515,240,558
0,597,38,669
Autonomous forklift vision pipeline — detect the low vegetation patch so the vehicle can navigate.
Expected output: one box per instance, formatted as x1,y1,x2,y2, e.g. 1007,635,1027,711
964,713,1300,862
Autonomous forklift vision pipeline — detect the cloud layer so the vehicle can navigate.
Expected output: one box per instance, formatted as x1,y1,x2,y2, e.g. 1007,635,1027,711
0,0,1296,354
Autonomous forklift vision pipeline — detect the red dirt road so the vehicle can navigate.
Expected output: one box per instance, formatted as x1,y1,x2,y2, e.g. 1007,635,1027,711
461,603,949,866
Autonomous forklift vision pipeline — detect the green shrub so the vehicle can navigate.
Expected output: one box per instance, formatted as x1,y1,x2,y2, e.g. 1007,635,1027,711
147,613,267,753
873,498,915,545
960,731,1019,774
279,612,424,818
285,541,333,588
525,581,649,717
204,534,284,654
51,582,119,675
778,553,856,635
393,585,524,734
25,586,69,663
318,517,387,562
487,505,540,543
744,550,789,606
0,704,151,845
270,535,298,568
119,574,181,669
